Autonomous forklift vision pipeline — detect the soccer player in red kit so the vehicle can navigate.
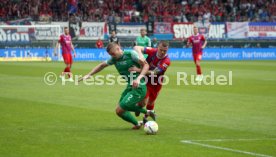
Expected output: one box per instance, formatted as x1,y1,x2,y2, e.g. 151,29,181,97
130,41,171,122
55,27,76,81
187,26,207,81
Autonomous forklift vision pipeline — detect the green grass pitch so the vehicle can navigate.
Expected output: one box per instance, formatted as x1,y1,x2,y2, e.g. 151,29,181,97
0,61,275,157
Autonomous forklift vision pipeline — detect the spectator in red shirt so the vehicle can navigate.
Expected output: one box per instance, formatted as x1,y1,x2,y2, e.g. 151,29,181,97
95,38,104,48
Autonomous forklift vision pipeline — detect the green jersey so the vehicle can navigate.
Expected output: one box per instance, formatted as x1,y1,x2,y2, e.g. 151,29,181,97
136,36,151,47
105,50,144,85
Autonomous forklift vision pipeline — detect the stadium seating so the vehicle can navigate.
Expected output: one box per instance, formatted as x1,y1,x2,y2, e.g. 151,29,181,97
0,0,275,22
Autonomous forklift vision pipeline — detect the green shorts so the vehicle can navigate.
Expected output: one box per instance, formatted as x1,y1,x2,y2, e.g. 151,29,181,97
119,84,146,111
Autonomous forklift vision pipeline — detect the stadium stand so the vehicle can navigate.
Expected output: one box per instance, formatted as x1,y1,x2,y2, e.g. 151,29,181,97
0,0,275,22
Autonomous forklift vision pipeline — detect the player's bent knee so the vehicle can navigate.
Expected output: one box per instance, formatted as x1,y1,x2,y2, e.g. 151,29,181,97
116,106,125,116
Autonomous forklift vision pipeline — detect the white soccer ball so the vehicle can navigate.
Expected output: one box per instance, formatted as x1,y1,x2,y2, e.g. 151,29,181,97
144,121,158,135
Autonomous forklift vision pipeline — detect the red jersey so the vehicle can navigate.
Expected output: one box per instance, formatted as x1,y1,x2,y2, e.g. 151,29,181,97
188,33,206,54
96,40,104,48
144,47,171,85
59,34,72,54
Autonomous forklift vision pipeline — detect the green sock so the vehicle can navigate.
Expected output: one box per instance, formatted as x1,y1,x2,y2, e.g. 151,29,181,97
120,111,138,125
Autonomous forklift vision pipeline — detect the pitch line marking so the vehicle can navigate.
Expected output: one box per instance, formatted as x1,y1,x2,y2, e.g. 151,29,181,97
182,138,276,142
181,138,276,157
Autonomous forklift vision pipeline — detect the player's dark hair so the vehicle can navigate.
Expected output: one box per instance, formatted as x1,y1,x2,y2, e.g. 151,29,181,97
159,40,169,47
106,42,118,52
64,27,68,29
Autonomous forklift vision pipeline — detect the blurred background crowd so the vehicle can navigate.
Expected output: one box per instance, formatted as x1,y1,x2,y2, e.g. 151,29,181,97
1,0,276,23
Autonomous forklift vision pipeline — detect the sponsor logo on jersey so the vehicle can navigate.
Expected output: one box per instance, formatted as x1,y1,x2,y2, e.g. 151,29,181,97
163,63,168,68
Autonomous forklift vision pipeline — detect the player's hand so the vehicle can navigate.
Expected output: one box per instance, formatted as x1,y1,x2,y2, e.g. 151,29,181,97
73,52,76,58
132,79,140,88
78,74,90,82
128,66,141,73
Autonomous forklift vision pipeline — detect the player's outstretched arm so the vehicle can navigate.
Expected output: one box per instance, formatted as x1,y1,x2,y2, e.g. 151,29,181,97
79,62,108,82
133,46,145,59
71,43,77,57
132,58,149,88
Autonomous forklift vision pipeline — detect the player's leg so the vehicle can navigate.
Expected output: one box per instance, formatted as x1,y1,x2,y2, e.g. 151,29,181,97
115,105,140,127
124,87,156,120
119,87,147,114
143,84,153,119
116,87,143,128
61,53,74,81
138,95,148,108
143,84,162,123
119,86,155,128
146,84,162,111
67,54,74,81
135,92,149,117
193,54,203,81
135,82,153,113
61,53,69,79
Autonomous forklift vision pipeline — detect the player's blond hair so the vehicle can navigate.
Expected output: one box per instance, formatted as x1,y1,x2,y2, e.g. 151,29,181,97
106,42,118,52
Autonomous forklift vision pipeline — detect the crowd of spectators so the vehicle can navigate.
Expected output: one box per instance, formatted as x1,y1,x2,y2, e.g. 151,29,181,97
0,0,276,23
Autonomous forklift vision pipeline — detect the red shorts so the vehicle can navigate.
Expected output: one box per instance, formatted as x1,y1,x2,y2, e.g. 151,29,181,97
145,83,162,104
62,53,73,64
193,53,202,63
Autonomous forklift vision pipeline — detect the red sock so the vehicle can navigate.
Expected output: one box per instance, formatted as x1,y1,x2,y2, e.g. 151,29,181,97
64,67,71,78
64,67,70,72
196,65,202,75
146,104,154,110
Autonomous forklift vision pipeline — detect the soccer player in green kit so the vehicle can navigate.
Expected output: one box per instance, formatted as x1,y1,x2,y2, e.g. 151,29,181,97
79,43,156,129
135,28,151,47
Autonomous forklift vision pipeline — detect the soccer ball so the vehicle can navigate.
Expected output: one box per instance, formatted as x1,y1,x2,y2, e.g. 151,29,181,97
144,121,158,135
